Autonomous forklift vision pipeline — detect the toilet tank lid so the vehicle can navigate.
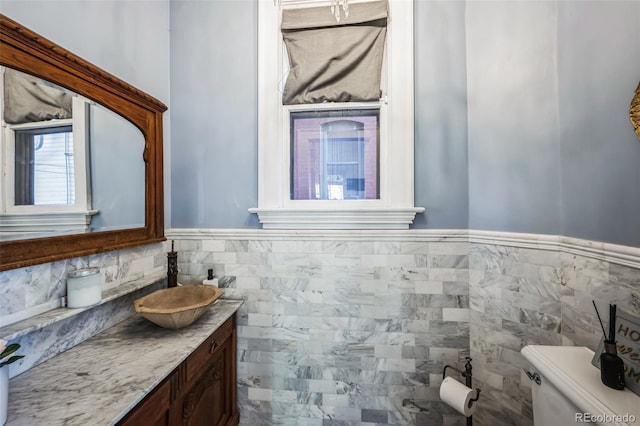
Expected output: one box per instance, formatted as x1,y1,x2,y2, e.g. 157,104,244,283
522,345,640,425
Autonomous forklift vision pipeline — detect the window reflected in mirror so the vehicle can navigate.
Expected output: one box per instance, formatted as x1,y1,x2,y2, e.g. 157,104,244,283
0,66,145,241
14,124,75,205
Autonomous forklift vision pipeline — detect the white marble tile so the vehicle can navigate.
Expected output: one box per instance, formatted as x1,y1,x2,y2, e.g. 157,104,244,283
322,393,350,407
399,242,430,254
415,281,444,295
248,313,273,327
248,387,273,401
387,255,420,267
374,241,402,255
202,239,226,252
442,308,470,322
374,345,403,359
360,254,389,267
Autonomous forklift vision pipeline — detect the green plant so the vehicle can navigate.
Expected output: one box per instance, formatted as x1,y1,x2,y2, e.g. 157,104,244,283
0,339,24,368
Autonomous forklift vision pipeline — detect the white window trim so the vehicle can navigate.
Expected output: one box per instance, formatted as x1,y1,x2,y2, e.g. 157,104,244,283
250,0,423,229
0,96,97,236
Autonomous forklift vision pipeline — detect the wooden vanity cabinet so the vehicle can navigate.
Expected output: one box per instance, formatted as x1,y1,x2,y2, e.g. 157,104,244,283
118,378,171,426
118,314,238,426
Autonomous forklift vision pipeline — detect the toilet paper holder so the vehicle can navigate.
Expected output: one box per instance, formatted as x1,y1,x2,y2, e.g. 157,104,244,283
443,357,482,425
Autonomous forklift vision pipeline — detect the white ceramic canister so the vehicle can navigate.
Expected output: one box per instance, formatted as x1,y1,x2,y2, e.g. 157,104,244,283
66,267,102,308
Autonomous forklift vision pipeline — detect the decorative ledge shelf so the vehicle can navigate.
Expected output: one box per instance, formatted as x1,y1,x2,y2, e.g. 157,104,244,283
0,274,165,343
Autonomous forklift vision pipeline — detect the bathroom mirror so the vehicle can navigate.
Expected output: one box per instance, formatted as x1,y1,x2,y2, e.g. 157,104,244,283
0,14,166,271
1,67,146,241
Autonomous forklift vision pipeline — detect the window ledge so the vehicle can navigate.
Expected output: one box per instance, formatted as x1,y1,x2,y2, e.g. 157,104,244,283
248,207,425,229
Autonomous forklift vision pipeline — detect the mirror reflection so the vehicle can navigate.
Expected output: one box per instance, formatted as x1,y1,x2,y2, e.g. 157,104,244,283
0,67,145,241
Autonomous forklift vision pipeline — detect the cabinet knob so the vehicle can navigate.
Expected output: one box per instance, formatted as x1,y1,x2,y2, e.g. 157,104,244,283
210,340,219,354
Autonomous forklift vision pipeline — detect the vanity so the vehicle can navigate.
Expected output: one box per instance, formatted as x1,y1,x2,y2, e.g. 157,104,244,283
5,298,242,426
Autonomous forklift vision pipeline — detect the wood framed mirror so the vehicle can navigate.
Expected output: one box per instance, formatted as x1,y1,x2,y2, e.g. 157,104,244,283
0,14,166,271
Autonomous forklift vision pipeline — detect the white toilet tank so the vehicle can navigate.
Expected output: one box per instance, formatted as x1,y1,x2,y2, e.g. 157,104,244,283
522,345,640,426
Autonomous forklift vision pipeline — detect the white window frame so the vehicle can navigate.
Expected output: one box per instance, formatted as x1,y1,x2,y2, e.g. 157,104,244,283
0,95,97,237
250,0,423,229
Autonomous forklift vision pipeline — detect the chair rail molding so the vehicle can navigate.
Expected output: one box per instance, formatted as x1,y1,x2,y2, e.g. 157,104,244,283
167,228,640,269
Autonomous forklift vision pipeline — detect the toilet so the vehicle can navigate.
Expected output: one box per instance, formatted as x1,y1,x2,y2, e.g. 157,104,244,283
521,345,640,426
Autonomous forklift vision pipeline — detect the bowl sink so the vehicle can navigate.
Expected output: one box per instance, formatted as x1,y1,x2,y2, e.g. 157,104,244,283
134,285,223,329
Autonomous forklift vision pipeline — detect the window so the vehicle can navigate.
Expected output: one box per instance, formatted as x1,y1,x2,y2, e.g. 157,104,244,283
250,0,423,229
14,124,75,206
290,108,379,201
1,93,95,238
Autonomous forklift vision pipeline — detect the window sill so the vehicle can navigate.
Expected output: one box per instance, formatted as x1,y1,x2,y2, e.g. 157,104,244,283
0,210,98,237
248,207,425,230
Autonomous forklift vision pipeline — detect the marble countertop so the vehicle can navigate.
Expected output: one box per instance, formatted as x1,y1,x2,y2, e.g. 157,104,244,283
5,299,244,426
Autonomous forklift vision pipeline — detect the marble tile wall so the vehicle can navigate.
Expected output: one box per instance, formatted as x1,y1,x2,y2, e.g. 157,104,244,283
175,238,471,426
0,242,168,377
469,244,640,426
1,242,168,320
4,232,637,425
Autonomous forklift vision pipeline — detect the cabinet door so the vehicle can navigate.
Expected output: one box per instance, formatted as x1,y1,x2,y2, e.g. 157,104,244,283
177,337,234,426
117,378,171,426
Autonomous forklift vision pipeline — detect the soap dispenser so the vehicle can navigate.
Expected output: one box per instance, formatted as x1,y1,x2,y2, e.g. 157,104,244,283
167,240,178,288
203,269,218,287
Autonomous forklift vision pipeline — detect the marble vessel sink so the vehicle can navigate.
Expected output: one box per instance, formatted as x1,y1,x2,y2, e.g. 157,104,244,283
134,285,223,329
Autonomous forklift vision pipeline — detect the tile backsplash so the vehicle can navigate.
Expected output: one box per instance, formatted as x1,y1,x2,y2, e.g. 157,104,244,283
1,242,168,321
0,242,168,377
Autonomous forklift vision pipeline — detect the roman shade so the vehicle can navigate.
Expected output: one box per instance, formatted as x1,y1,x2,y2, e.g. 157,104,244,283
3,68,72,124
281,0,388,105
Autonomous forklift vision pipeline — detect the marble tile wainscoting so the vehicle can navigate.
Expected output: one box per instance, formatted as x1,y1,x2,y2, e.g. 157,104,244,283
2,229,637,426
171,229,640,426
468,233,640,426
0,242,169,378
171,230,473,426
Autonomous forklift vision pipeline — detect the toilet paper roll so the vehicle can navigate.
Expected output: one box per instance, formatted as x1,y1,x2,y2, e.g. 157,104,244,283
439,376,477,417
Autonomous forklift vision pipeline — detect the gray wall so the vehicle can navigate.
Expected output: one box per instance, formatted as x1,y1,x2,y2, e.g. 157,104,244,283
4,0,638,246
466,1,563,237
0,0,172,228
89,105,146,231
169,0,471,230
557,1,640,246
170,0,640,247
467,1,640,246
170,0,259,229
0,1,170,104
413,0,469,229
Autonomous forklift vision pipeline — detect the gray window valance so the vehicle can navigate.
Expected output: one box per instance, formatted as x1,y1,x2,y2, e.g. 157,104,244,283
3,68,72,125
281,0,388,105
